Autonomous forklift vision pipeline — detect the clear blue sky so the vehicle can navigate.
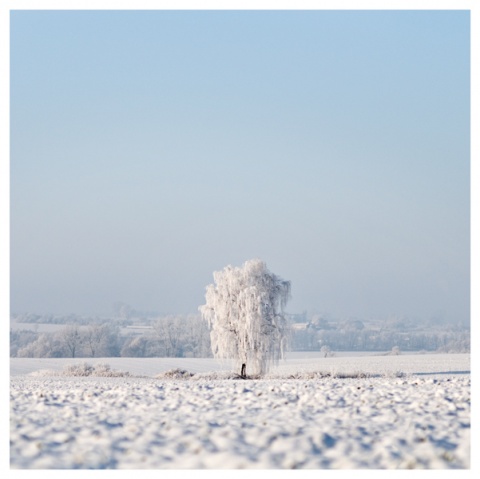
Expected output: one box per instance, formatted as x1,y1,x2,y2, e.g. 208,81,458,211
10,10,470,323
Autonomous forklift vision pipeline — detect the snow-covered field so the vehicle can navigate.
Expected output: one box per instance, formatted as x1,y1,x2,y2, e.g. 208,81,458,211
10,353,471,469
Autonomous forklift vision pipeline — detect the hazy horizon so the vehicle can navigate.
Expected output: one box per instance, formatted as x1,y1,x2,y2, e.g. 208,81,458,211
10,10,470,324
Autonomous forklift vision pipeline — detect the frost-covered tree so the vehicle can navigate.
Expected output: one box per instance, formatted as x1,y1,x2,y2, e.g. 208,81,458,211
60,325,83,358
199,259,291,377
10,329,38,357
120,336,152,357
152,315,211,358
152,316,184,357
16,333,64,358
84,324,108,357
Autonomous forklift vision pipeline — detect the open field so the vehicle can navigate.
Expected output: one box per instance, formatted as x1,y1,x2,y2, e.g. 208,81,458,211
10,353,470,469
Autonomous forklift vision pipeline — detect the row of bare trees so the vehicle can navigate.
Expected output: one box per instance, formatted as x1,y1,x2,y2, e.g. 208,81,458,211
13,324,121,358
120,316,211,357
290,325,470,353
11,316,212,358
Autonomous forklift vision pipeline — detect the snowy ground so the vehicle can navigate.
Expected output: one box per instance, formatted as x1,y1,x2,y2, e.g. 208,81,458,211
10,353,471,469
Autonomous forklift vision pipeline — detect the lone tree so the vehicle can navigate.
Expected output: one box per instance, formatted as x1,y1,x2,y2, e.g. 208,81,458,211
199,259,291,377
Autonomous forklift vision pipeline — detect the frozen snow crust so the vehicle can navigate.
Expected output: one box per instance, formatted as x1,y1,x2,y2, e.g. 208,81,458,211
10,354,470,469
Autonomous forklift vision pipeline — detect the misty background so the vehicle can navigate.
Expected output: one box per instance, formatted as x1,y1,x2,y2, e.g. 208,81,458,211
10,10,470,326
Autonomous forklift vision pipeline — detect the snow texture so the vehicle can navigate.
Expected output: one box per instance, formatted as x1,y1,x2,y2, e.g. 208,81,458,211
10,354,470,469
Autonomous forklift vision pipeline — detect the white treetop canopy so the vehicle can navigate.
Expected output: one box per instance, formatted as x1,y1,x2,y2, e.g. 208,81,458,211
199,259,291,376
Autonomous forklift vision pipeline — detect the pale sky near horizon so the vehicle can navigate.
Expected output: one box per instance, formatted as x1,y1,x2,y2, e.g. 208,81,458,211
10,9,470,323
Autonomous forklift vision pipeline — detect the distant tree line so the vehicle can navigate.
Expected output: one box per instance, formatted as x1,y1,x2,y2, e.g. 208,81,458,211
10,315,211,358
10,311,470,358
290,316,470,353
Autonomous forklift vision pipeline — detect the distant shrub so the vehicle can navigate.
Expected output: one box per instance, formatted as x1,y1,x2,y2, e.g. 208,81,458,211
155,368,194,380
90,363,132,377
62,362,131,377
320,346,335,358
63,362,95,376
